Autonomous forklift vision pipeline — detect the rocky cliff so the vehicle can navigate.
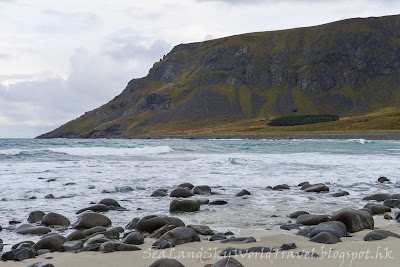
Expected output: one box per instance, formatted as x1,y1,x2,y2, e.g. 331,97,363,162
38,14,400,138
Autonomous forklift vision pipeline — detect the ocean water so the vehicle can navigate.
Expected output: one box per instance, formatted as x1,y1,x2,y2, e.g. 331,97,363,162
0,138,399,247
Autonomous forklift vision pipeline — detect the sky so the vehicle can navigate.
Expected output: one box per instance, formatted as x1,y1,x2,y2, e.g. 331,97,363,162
0,0,399,138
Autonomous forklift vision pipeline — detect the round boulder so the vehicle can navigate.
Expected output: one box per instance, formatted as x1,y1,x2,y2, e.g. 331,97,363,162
27,211,45,223
178,183,194,189
272,184,290,191
98,198,121,207
153,227,200,247
33,234,67,252
73,211,112,229
147,258,185,267
192,185,211,195
330,208,374,233
15,224,51,235
310,232,341,244
304,184,329,193
170,199,200,212
42,212,70,226
296,214,330,225
170,188,193,198
362,194,390,202
136,215,185,233
236,189,251,197
122,232,144,245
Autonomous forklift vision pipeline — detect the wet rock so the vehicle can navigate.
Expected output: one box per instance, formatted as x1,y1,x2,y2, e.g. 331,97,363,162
170,188,193,198
66,230,86,241
26,262,54,267
211,257,244,267
280,224,301,230
76,204,110,214
390,194,400,199
125,217,140,230
296,227,314,237
383,199,400,208
304,184,329,193
296,214,330,225
364,203,391,215
309,221,347,238
15,224,51,235
84,226,107,236
362,194,390,202
192,185,212,195
332,191,350,197
170,199,200,212
187,225,214,235
280,243,297,251
11,241,35,249
85,234,109,246
378,176,390,183
178,183,194,189
236,189,251,196
154,239,175,250
153,227,200,247
61,241,83,252
34,234,66,252
151,190,168,197
330,208,374,233
35,249,50,256
310,232,341,244
288,211,309,218
99,242,141,253
98,198,121,207
147,258,185,267
272,184,290,190
115,186,134,192
265,186,272,190
122,232,144,245
209,200,228,205
300,182,312,190
364,230,400,241
44,194,55,199
46,178,56,182
220,237,256,244
42,212,70,226
298,181,309,187
88,185,95,189
78,243,102,252
103,226,124,239
9,220,21,225
149,225,178,239
136,215,185,233
1,246,35,261
209,233,227,241
73,211,112,229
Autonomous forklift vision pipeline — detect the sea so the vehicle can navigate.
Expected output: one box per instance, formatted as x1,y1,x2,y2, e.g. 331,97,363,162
1,138,399,247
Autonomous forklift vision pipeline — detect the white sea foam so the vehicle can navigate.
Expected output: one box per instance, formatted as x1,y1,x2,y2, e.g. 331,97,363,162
47,146,173,156
0,149,23,155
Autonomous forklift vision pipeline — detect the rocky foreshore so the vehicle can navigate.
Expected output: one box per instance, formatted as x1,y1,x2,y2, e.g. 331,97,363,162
1,177,400,267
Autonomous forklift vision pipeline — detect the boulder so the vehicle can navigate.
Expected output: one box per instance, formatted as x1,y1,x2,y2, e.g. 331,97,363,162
153,227,200,247
288,211,309,219
42,212,70,226
280,224,300,230
73,211,112,229
66,230,86,241
364,230,400,241
310,232,341,244
136,215,185,233
192,185,212,195
151,190,168,197
211,257,244,267
99,198,121,207
99,242,141,253
28,211,45,223
11,241,35,250
26,262,55,267
383,199,400,208
149,225,178,239
236,189,251,196
280,243,297,251
122,232,144,245
76,204,109,214
1,246,35,261
304,184,329,193
170,199,200,212
170,188,193,198
272,184,290,190
362,194,390,202
84,226,107,236
300,182,312,190
390,194,400,199
125,217,140,230
33,234,66,251
154,240,175,250
330,208,374,233
309,221,347,238
178,183,194,189
332,191,349,197
147,258,185,267
296,214,330,225
102,226,124,239
187,225,214,235
220,237,256,244
378,176,390,183
15,224,51,235
209,200,228,205
364,203,391,215
85,234,109,246
61,241,83,252
209,233,227,241
296,227,314,237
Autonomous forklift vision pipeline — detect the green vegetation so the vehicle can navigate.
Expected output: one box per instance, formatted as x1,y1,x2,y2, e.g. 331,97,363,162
268,114,339,126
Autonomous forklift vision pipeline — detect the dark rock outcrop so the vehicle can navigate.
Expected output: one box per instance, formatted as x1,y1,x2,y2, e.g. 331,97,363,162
330,208,374,233
136,215,185,233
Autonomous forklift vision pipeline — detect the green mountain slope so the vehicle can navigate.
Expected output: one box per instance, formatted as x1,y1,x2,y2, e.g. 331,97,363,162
38,14,400,138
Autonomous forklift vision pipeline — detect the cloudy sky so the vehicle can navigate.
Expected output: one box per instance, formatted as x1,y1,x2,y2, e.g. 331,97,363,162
0,0,399,138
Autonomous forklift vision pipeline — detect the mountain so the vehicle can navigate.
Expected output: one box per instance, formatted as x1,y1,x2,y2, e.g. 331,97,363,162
38,14,400,138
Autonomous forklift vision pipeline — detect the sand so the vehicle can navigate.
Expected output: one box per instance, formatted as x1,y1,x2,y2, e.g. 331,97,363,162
3,223,400,267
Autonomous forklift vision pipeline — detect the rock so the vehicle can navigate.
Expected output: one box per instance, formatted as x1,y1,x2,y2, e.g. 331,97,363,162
288,211,309,218
211,257,244,267
46,178,56,182
170,188,193,198
1,246,35,261
98,198,121,207
99,242,141,253
265,186,272,190
332,191,349,197
209,233,227,241
147,258,185,267
35,249,50,256
296,214,330,225
364,230,400,241
280,224,300,230
45,194,55,199
66,230,86,241
42,212,70,226
197,198,209,204
26,262,55,267
122,232,144,245
296,228,314,237
73,211,112,229
34,234,67,252
383,199,400,208
154,239,175,250
9,220,21,225
170,199,200,212
28,211,45,223
309,221,347,238
84,226,107,236
384,214,393,220
208,200,228,205
125,217,140,230
362,193,390,202
11,241,35,249
298,181,309,186
88,185,95,189
300,182,312,190
153,227,200,247
220,237,256,244
78,243,102,252
192,185,211,195
236,189,251,196
149,225,178,239
103,226,124,239
364,203,391,214
272,184,290,190
178,183,194,189
220,246,274,256
280,243,297,250
151,190,168,197
187,225,214,235
390,194,400,199
15,224,51,235
304,184,329,193
76,204,110,214
61,241,83,252
378,176,390,183
310,232,341,244
330,208,374,233
136,215,185,233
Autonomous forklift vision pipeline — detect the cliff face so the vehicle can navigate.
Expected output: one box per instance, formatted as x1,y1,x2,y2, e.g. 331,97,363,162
38,15,400,138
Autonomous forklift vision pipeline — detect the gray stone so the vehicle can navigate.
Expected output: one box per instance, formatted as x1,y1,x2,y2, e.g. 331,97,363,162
76,204,110,214
11,241,35,249
211,257,244,267
208,200,228,205
378,176,390,183
309,221,347,238
310,232,342,244
28,211,45,223
147,258,185,267
332,191,349,197
78,243,101,252
2,246,35,261
85,234,109,246
151,190,168,197
61,241,83,252
288,211,309,218
84,226,107,236
280,243,297,250
220,237,256,244
26,262,55,267
178,183,194,189
102,226,124,239
170,188,193,198
73,211,112,229
125,217,140,230
35,249,50,256
272,184,290,190
300,182,312,190
98,198,121,207
136,215,185,233
192,185,211,195
364,203,391,214
296,227,314,237
123,232,144,245
99,242,141,253
42,212,70,226
66,230,86,241
236,189,251,196
383,199,400,208
330,208,374,233
304,184,329,193
390,194,400,199
153,227,200,247
296,214,330,225
149,225,178,239
209,233,227,241
364,230,400,241
280,224,300,230
170,199,200,212
34,234,67,252
15,224,51,235
362,194,390,202
154,239,175,250
187,225,214,235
